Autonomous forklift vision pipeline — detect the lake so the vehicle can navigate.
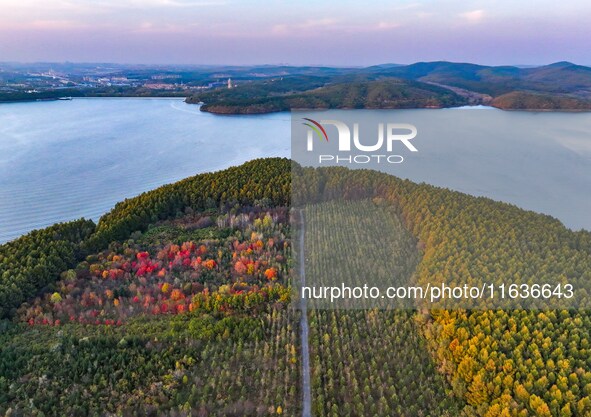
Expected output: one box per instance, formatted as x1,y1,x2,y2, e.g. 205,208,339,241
0,98,290,243
292,107,591,233
1,98,590,243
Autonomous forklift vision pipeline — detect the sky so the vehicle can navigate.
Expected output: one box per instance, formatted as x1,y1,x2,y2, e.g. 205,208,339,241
1,0,590,66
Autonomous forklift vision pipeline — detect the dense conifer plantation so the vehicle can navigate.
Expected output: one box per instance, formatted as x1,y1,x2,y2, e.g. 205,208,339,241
2,159,590,416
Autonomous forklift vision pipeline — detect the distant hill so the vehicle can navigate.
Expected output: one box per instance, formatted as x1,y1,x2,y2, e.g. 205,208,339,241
187,61,591,112
519,62,591,95
491,91,591,110
187,77,467,114
4,60,591,110
364,61,591,98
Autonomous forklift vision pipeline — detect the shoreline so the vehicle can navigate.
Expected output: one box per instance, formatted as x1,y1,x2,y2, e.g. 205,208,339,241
3,95,590,113
0,95,188,105
193,101,591,115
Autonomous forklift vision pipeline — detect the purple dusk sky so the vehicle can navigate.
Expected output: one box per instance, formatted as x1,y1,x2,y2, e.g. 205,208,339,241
2,0,590,65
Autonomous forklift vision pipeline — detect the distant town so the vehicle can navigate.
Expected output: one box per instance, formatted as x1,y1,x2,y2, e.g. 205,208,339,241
0,62,277,101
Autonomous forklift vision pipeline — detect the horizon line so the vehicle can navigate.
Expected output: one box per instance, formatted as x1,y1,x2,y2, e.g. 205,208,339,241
0,60,587,69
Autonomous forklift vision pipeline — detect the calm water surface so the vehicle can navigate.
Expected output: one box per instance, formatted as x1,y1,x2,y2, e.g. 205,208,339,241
1,99,590,243
0,98,290,242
